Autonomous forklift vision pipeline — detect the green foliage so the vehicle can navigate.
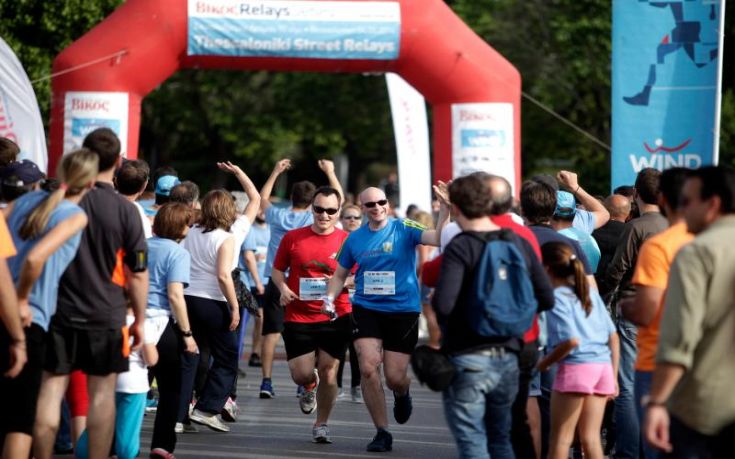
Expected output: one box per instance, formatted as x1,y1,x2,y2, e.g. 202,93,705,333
0,0,732,194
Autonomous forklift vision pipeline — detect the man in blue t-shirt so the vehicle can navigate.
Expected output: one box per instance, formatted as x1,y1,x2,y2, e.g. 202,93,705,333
325,185,450,453
257,158,343,398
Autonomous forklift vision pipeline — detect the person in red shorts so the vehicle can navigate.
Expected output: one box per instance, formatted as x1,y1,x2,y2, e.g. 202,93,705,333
271,186,353,445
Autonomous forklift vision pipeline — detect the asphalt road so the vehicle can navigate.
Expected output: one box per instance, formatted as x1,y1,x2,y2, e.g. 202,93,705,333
139,358,458,458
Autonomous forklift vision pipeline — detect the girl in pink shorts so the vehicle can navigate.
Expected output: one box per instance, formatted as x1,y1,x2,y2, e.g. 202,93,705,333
537,242,620,459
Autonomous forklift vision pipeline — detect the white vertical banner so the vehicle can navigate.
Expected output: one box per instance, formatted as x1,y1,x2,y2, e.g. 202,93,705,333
451,102,515,192
385,73,431,214
0,37,49,172
63,91,129,156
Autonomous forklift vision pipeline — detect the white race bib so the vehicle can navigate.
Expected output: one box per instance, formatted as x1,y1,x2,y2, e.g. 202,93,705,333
299,277,328,301
364,271,396,295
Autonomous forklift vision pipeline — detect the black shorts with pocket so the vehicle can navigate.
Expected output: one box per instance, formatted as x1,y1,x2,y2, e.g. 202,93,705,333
282,314,352,361
352,304,420,355
261,279,285,335
44,319,129,376
0,323,46,435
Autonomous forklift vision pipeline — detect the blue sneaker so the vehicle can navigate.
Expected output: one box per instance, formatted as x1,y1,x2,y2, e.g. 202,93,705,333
296,385,305,398
260,379,275,399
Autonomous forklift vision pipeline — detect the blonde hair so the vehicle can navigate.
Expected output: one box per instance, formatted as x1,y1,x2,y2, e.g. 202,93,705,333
20,149,98,240
413,211,434,229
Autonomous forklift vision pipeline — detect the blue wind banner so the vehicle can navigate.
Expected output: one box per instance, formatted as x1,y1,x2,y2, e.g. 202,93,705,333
611,0,724,190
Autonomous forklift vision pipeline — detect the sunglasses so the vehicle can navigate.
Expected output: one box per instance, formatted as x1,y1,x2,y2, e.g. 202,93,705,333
313,206,339,215
341,215,362,220
363,199,388,208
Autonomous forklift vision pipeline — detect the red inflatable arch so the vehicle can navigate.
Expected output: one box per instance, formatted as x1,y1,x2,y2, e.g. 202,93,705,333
49,0,521,187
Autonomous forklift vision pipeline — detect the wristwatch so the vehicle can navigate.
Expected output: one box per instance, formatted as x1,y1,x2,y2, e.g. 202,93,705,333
181,329,193,337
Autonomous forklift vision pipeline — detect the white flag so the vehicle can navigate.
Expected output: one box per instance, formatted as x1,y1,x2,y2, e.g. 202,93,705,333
0,37,48,172
386,73,432,215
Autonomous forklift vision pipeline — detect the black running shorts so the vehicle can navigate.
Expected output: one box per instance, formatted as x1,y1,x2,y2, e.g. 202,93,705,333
282,314,352,361
352,305,420,355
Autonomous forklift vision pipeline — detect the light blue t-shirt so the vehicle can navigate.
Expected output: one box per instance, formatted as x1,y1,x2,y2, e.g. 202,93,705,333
239,223,271,288
146,236,190,312
264,206,313,278
573,209,596,234
337,218,425,313
546,286,615,364
559,226,601,273
7,191,84,331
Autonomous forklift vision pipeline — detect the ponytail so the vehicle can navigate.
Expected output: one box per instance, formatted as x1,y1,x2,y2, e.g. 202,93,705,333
541,241,592,316
19,149,98,240
570,256,592,316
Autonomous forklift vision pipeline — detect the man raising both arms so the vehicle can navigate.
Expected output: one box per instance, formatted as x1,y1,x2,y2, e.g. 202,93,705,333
324,185,450,452
271,186,353,444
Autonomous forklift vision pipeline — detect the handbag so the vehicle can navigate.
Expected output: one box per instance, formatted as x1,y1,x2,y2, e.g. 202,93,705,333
410,344,456,392
231,268,260,317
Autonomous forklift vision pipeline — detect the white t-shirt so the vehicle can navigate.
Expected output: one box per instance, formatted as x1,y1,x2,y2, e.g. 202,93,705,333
134,201,153,239
183,215,251,301
116,315,168,394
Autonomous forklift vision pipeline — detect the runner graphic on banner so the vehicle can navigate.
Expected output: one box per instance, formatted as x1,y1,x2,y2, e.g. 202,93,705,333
611,0,724,190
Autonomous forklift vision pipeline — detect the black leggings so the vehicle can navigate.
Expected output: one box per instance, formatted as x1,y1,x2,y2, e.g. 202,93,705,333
336,341,360,388
150,318,183,452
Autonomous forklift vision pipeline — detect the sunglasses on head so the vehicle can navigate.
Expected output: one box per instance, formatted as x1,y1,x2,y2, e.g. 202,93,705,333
341,215,361,220
313,206,339,215
363,199,388,208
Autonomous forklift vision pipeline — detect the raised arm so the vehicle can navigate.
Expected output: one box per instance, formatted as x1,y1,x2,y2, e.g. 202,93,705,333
260,159,291,211
557,170,610,229
218,161,261,223
318,159,344,205
420,181,451,247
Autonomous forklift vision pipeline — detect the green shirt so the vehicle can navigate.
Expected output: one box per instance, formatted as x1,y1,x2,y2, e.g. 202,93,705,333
657,215,735,435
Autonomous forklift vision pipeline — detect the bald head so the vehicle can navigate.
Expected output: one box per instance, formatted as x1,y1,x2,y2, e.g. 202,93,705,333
359,187,386,204
605,194,631,222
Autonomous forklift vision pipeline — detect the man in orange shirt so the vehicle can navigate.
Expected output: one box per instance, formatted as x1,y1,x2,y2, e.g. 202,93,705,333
0,212,27,379
620,167,693,459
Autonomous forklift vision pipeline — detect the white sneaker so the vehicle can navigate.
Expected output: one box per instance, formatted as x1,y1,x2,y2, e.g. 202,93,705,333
312,423,333,444
189,409,230,432
336,388,346,400
221,397,238,422
299,369,319,415
174,422,198,433
351,386,364,404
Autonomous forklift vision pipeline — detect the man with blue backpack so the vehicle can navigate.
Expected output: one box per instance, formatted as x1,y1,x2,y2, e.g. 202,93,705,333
433,174,554,459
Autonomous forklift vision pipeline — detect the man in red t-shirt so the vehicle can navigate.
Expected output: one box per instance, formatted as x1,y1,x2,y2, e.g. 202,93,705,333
271,186,352,445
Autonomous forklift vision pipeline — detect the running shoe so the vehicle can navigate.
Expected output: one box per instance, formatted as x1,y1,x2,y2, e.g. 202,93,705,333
150,448,176,459
299,369,319,415
145,397,159,413
189,409,230,432
248,353,262,367
336,388,346,400
366,429,393,452
393,390,413,424
221,397,238,422
296,385,305,398
259,379,275,399
174,422,198,434
351,386,364,404
312,423,333,444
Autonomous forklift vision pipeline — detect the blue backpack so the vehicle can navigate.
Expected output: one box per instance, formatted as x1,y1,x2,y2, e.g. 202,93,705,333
465,230,537,338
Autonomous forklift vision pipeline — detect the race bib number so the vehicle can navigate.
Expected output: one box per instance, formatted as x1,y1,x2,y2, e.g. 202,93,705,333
299,277,328,301
364,271,396,295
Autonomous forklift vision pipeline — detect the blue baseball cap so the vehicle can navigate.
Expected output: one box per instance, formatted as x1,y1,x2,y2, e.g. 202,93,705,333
554,191,576,218
155,175,180,196
0,160,44,184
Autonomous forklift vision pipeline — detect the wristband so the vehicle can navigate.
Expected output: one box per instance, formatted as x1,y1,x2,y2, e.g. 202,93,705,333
573,185,581,195
641,395,666,408
181,330,193,337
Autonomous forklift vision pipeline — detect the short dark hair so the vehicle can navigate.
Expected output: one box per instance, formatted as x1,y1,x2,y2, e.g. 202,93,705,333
170,181,200,205
449,174,492,218
613,185,636,199
82,128,120,172
116,160,150,196
635,168,662,205
311,186,341,205
153,203,192,240
520,180,556,224
658,167,689,210
0,138,20,168
688,166,735,214
291,181,316,208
